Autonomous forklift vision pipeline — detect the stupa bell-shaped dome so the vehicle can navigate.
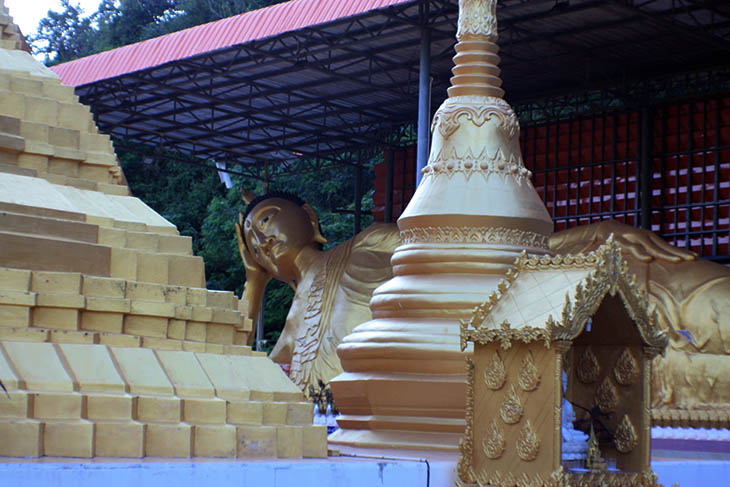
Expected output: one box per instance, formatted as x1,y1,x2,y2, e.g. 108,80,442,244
400,0,553,244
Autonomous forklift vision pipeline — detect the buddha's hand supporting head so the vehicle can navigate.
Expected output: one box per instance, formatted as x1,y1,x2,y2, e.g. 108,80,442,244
235,211,271,324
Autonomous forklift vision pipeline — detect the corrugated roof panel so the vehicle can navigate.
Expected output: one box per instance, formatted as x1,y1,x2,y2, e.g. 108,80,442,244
51,0,413,87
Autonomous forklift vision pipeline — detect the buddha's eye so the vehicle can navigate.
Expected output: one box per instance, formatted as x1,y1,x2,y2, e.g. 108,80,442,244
254,206,279,231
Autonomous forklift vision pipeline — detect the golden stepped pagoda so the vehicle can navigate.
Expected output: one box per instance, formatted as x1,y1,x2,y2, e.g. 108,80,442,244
0,1,326,459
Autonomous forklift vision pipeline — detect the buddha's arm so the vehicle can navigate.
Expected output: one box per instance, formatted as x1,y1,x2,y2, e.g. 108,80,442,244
549,219,695,263
340,223,400,304
235,214,272,327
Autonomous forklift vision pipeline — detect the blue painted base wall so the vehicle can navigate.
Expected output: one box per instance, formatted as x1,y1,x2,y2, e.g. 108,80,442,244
0,458,726,486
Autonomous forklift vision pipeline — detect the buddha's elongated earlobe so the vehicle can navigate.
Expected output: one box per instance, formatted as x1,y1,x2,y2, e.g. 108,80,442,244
302,203,328,244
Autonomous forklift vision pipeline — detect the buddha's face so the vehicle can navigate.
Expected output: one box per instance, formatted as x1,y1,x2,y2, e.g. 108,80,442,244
243,197,318,279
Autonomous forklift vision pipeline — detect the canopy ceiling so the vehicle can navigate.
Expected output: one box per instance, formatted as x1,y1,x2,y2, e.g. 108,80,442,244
51,0,730,179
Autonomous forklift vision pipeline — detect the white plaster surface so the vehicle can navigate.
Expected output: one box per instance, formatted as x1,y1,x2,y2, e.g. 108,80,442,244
0,173,175,228
0,48,59,79
652,426,730,441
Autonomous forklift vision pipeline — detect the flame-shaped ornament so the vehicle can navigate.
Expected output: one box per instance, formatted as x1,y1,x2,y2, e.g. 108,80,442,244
614,348,639,386
615,414,638,453
482,419,506,459
484,350,507,390
499,384,523,424
594,376,619,414
516,419,540,461
577,347,600,384
517,351,540,391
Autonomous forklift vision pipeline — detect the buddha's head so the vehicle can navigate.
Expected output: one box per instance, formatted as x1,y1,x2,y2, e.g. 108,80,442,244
242,191,327,281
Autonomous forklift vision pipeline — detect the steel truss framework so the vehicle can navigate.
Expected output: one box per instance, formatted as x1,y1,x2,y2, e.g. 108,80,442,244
71,0,730,179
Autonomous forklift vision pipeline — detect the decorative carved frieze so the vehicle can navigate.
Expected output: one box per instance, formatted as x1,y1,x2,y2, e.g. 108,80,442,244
400,225,548,248
461,319,552,352
457,358,476,483
431,96,519,140
461,468,659,487
422,147,532,181
563,469,658,487
456,0,498,40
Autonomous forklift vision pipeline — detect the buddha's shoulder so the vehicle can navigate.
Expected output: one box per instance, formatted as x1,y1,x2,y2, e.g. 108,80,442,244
351,223,400,251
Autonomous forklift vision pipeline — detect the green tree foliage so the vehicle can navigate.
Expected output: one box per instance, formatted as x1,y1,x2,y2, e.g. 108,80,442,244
118,150,226,256
143,0,283,39
94,0,177,48
31,0,96,65
199,187,246,295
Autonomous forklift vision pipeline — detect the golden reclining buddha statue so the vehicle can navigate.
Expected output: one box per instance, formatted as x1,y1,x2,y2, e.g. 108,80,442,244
235,190,400,392
236,190,730,418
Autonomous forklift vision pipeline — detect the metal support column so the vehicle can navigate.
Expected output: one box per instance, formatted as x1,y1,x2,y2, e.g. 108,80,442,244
415,1,431,187
354,163,363,234
639,107,654,230
385,148,394,223
256,297,265,352
255,161,270,352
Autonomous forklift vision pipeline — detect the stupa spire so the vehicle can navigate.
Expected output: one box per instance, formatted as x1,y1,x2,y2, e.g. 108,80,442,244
401,0,552,244
449,0,504,98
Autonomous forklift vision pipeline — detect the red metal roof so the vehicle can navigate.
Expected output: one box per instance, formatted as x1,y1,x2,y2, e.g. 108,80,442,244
51,0,411,87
